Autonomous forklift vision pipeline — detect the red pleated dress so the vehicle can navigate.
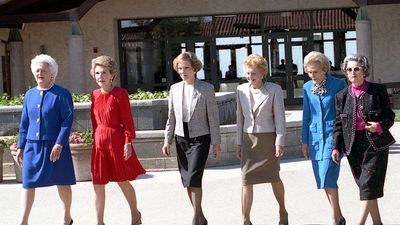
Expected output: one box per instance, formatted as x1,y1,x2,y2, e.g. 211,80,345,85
90,87,146,184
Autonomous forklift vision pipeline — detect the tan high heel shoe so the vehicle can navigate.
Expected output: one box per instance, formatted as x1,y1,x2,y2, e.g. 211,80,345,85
132,211,142,225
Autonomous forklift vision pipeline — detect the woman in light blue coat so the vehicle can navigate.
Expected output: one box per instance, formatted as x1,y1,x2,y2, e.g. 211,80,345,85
301,51,346,225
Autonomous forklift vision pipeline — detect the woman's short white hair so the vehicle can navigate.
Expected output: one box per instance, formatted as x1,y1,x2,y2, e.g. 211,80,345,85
30,54,58,81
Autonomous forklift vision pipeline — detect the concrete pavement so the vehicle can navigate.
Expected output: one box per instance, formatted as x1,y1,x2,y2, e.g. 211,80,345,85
1,123,400,225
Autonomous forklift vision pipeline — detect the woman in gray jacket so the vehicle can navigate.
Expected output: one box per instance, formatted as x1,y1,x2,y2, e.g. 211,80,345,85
162,52,221,225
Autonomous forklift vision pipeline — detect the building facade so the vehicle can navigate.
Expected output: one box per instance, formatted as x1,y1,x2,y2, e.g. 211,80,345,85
0,0,399,104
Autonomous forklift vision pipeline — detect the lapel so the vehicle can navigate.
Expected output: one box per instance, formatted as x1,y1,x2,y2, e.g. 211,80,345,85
253,82,270,115
176,81,185,120
242,83,255,120
189,79,201,120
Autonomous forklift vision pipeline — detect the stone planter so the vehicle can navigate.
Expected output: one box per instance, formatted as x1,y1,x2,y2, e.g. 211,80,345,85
392,94,400,109
0,146,4,182
10,148,22,183
70,144,92,182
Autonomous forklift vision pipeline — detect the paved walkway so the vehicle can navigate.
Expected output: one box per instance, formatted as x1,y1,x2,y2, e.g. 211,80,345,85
1,123,400,225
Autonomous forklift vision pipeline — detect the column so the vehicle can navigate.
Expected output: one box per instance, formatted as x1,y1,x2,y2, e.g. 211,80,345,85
68,21,86,93
355,6,374,81
8,29,25,96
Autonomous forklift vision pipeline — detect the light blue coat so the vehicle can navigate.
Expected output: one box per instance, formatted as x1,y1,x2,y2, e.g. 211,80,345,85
302,75,346,161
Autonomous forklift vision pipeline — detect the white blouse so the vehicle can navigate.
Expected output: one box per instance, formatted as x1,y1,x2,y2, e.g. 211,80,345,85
182,83,194,122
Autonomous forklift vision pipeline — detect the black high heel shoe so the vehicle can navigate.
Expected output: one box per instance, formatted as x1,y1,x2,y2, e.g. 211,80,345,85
338,217,346,225
68,219,73,225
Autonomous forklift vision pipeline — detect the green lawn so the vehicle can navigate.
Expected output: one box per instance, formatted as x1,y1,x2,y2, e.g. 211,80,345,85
395,109,400,122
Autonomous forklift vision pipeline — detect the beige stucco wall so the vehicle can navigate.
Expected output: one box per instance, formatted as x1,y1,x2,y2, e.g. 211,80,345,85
368,4,400,84
10,0,400,96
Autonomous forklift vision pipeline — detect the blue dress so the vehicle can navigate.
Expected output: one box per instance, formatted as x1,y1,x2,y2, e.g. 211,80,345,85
302,75,346,188
17,84,76,188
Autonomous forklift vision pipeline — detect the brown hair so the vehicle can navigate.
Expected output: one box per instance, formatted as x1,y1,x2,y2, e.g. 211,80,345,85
90,55,118,78
172,52,203,73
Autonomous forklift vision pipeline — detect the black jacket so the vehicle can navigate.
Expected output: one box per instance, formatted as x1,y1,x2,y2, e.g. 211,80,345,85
332,82,395,154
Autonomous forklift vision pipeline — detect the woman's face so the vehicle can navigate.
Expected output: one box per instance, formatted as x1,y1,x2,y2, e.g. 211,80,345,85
345,61,365,86
177,60,196,84
94,65,114,90
33,62,53,88
244,65,264,88
305,63,326,84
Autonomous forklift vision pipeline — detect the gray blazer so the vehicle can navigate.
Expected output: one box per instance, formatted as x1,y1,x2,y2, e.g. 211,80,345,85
164,79,221,145
236,81,286,146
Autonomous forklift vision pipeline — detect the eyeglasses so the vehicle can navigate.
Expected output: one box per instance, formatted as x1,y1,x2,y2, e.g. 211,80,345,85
346,67,361,73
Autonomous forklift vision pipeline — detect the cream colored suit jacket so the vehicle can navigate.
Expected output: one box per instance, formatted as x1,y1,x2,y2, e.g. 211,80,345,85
164,79,221,145
236,81,286,146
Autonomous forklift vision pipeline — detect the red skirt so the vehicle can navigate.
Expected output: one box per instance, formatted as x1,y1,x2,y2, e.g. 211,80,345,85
91,127,146,184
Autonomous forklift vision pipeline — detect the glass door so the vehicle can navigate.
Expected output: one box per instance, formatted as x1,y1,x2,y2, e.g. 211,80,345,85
265,33,311,104
165,38,215,86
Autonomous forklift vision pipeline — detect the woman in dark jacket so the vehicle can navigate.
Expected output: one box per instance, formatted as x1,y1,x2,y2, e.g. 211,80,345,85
332,55,395,225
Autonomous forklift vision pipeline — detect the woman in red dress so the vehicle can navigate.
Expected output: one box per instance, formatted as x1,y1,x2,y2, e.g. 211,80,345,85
89,55,146,225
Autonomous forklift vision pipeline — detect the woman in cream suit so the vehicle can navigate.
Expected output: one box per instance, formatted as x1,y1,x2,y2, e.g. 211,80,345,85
162,52,221,225
236,54,288,225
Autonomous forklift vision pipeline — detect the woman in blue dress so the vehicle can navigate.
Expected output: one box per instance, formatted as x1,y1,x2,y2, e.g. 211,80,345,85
16,54,76,225
301,51,346,225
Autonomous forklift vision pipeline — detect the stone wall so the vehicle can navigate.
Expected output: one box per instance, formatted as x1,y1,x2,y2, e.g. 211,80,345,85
2,114,302,176
130,112,303,171
0,92,236,135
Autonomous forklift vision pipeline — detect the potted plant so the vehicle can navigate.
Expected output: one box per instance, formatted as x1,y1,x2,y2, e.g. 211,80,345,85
0,134,22,182
0,138,6,182
69,131,93,182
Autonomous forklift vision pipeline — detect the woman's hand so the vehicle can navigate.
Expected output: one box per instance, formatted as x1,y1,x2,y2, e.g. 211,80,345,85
302,144,309,159
16,149,24,167
213,144,221,158
124,143,132,160
50,144,63,162
365,121,379,133
236,145,242,160
331,149,340,164
275,145,284,157
162,143,170,156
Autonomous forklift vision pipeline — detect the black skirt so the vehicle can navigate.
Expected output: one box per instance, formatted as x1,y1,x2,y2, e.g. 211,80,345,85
175,123,211,187
347,131,389,200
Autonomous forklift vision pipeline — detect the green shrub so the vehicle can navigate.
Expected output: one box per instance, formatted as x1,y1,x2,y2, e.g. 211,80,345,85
395,109,400,122
0,90,169,106
0,93,24,106
129,89,169,100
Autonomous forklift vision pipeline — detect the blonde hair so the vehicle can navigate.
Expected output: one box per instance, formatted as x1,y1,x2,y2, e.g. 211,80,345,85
243,54,268,78
31,54,58,81
303,51,330,74
173,52,203,72
90,55,118,78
